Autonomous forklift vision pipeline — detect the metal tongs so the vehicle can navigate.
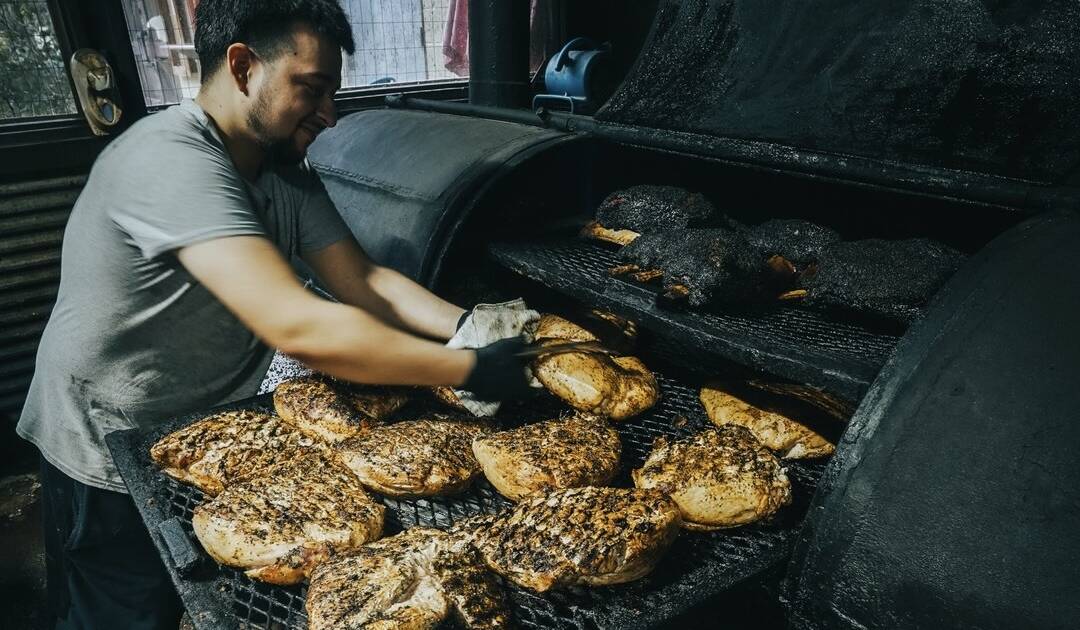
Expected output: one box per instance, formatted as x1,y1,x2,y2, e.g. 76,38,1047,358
514,340,618,359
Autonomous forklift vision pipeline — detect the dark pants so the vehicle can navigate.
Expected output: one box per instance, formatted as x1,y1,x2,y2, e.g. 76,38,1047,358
39,457,183,630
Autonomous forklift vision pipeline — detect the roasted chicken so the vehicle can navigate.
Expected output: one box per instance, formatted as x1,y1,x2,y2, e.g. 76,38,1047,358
472,413,621,501
700,383,836,458
191,453,384,584
273,375,406,443
150,410,320,496
632,426,792,530
469,486,682,592
336,418,495,497
530,314,659,420
306,528,511,630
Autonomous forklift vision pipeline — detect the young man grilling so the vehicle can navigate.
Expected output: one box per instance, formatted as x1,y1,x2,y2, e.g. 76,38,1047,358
17,1,533,627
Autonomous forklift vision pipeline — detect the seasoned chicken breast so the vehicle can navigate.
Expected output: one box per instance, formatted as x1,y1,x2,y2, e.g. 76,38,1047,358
273,376,405,443
700,383,835,459
530,315,659,420
472,413,621,501
150,410,320,496
192,453,384,585
632,426,791,530
336,419,495,497
469,486,682,592
306,528,511,630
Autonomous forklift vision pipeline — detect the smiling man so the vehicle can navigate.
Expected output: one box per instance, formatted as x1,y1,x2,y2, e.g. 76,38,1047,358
18,1,535,627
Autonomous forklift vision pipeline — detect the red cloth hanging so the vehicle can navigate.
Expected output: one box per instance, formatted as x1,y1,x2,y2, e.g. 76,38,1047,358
442,0,549,77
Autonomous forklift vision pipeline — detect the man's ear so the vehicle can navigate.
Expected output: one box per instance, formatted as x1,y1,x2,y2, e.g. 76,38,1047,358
225,43,257,96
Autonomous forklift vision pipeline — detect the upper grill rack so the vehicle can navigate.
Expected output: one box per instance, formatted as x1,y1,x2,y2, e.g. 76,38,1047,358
488,236,901,401
109,372,826,630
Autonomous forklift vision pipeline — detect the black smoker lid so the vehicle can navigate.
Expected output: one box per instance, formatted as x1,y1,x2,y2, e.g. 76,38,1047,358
597,0,1080,187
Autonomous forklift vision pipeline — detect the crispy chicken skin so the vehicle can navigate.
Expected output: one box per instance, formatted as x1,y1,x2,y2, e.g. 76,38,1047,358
469,486,682,592
306,528,512,630
530,315,659,420
700,383,835,459
150,410,320,496
192,453,384,584
273,376,405,443
632,426,792,530
336,419,495,497
472,413,621,501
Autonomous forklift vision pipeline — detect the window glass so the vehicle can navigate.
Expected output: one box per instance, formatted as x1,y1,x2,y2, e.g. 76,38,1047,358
121,0,474,108
0,0,78,120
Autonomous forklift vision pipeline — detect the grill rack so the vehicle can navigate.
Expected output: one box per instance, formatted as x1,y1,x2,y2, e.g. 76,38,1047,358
108,372,827,630
488,236,901,401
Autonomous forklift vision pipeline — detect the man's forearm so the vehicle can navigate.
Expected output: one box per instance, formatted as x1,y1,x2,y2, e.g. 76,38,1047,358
280,299,474,385
352,264,464,340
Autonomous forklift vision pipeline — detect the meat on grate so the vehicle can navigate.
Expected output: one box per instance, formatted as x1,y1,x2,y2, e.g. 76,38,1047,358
615,228,782,306
192,452,384,584
632,425,792,530
529,314,659,420
306,528,511,630
468,486,682,592
150,410,322,496
336,418,495,497
700,383,836,459
794,238,965,325
472,412,621,501
582,184,719,246
272,375,407,443
742,219,841,274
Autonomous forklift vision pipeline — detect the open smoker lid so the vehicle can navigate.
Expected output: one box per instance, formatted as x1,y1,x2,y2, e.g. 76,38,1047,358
598,0,1080,188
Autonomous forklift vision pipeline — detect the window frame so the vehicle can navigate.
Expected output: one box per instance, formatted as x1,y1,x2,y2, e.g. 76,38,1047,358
0,0,472,179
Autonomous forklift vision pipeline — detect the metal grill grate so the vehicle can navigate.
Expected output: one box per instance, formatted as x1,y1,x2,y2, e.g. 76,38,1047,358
488,236,901,401
110,372,827,630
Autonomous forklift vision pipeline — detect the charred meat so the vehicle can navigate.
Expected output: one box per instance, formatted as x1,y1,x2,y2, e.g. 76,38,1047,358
700,383,836,459
743,219,841,274
616,228,777,306
632,426,792,530
336,418,495,497
469,486,682,592
150,410,321,496
583,184,717,245
797,238,965,324
192,453,385,584
472,412,621,501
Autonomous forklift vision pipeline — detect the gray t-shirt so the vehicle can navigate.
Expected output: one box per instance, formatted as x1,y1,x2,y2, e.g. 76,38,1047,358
17,100,351,492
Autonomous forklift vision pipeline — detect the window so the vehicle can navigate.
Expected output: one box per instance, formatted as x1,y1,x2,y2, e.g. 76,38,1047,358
120,0,472,109
0,0,78,120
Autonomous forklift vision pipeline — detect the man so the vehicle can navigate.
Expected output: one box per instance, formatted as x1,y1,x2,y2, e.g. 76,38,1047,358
17,1,533,627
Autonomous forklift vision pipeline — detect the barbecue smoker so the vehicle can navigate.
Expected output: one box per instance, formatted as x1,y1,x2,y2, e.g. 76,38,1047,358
107,0,1080,628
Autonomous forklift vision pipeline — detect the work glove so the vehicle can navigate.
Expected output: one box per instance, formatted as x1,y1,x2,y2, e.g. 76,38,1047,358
446,299,541,416
460,336,534,403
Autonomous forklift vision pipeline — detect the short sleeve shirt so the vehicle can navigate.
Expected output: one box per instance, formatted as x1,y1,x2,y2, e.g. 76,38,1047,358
16,100,352,492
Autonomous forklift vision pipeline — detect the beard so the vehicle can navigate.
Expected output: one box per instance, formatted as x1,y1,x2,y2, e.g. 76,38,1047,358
247,88,305,167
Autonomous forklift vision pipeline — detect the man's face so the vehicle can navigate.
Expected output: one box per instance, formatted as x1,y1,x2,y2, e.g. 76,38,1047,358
246,23,342,165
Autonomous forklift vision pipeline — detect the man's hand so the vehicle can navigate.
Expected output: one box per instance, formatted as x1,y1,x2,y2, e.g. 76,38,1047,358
461,336,533,402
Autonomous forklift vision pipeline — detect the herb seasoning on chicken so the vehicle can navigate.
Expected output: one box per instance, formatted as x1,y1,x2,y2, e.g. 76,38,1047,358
700,383,836,459
273,375,406,443
150,410,321,496
472,412,621,501
632,426,792,530
336,418,495,497
192,453,384,584
469,486,682,592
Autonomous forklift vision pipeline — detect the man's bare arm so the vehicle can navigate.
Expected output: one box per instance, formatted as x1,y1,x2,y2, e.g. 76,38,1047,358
302,237,465,340
177,236,474,385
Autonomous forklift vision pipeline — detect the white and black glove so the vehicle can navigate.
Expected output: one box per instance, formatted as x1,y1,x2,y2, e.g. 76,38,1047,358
447,299,540,415
461,336,533,402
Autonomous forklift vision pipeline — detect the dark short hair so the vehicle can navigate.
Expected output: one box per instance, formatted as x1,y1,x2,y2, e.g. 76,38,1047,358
195,0,355,81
